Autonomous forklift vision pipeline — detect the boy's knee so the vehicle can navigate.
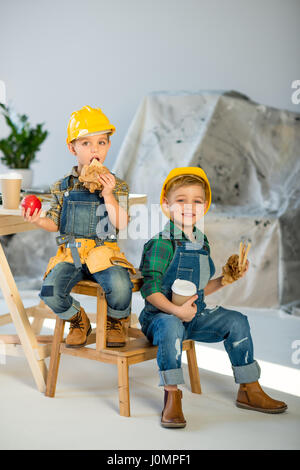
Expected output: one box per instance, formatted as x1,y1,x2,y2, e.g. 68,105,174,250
40,284,54,298
103,267,133,304
40,264,79,313
156,315,185,342
108,289,132,310
39,287,65,313
228,310,251,336
110,266,132,287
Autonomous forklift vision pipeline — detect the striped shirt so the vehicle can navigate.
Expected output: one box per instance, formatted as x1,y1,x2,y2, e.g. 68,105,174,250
45,166,129,229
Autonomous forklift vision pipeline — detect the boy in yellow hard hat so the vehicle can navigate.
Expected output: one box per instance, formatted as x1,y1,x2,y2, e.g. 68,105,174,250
139,167,287,428
23,106,135,348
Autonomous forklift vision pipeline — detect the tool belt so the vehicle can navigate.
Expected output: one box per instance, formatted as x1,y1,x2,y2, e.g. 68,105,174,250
43,234,136,279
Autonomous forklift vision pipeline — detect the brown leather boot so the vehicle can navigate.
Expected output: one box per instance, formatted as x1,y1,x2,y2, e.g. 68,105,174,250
236,381,287,414
65,307,92,349
161,389,186,428
106,315,128,347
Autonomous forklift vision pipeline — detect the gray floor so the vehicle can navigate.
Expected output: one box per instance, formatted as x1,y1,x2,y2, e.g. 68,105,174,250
0,291,299,450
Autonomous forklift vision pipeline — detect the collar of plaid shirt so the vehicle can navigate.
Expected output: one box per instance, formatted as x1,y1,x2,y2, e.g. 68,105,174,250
68,166,81,177
163,219,205,242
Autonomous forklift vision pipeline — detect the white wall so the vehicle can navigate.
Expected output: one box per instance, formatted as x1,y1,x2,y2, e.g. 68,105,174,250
0,0,299,187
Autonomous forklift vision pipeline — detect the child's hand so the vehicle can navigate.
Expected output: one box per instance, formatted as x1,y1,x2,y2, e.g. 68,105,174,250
221,255,250,285
99,172,116,198
22,207,43,224
175,295,198,322
239,259,250,278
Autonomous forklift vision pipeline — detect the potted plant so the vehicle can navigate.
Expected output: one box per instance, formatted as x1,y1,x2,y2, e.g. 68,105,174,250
0,103,48,189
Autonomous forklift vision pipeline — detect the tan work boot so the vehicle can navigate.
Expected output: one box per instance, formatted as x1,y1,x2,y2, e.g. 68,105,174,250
106,315,129,347
161,389,186,428
236,381,287,414
65,307,92,349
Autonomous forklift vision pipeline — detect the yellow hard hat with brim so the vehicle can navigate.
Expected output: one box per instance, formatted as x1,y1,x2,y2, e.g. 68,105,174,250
160,167,212,218
66,105,116,144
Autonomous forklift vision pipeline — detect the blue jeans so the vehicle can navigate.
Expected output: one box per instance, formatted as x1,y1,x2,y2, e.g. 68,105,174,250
140,305,261,385
39,262,133,320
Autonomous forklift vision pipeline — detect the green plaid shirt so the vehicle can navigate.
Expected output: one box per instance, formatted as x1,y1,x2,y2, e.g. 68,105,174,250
139,220,210,299
46,166,129,230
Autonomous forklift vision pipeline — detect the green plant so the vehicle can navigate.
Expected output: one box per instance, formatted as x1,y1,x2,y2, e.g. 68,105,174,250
0,103,48,169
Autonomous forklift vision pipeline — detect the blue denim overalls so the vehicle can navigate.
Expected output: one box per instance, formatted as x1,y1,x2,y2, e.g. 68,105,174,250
139,225,261,386
39,174,133,320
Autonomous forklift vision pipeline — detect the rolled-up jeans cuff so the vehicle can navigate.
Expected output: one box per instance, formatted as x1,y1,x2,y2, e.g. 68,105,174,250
232,360,261,384
56,299,81,321
107,303,131,319
158,368,185,386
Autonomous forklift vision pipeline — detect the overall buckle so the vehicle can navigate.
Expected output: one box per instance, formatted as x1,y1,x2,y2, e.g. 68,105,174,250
94,234,117,246
56,234,71,246
55,234,82,269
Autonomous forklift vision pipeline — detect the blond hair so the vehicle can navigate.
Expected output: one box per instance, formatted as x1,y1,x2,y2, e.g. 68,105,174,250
165,174,209,201
71,132,111,146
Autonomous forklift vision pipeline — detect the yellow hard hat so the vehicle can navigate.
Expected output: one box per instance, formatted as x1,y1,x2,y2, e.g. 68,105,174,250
160,167,212,217
66,105,116,144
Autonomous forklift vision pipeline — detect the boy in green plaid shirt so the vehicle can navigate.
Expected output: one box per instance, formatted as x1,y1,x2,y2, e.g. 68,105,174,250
138,167,287,428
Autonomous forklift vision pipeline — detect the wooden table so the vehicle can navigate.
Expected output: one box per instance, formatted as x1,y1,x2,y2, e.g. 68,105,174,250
0,193,147,392
0,203,53,392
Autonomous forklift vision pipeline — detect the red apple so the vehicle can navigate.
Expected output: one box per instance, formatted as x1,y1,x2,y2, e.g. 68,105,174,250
21,195,42,216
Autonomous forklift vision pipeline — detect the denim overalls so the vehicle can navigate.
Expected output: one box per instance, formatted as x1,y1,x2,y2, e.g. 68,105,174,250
39,174,133,320
139,227,261,386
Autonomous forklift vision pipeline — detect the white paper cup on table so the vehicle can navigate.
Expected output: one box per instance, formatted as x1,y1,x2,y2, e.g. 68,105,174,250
0,172,23,209
171,279,197,306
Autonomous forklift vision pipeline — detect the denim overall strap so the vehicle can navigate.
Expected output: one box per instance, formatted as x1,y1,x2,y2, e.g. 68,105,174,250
56,234,82,269
57,175,117,267
60,175,70,192
161,238,215,314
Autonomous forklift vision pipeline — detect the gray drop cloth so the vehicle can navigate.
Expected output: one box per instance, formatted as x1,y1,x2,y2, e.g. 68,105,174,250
113,90,300,314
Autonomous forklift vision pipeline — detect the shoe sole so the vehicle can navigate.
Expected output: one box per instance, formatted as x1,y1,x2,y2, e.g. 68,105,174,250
106,342,126,348
65,325,92,349
161,422,186,428
236,401,288,414
161,412,186,428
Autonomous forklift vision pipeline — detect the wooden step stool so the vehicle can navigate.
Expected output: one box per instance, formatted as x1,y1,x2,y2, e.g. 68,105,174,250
45,271,202,416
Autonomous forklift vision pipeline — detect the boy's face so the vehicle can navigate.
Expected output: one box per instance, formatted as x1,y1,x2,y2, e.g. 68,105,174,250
68,133,111,171
162,184,208,229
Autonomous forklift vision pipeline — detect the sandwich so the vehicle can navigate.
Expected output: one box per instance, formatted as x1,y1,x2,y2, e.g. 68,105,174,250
79,158,110,193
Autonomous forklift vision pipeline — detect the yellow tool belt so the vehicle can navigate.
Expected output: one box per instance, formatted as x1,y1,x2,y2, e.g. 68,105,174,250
43,238,136,280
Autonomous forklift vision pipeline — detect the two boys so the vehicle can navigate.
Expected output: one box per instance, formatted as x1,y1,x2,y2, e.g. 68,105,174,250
23,106,287,427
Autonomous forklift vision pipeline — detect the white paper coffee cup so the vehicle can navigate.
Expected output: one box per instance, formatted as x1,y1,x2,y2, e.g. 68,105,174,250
171,279,197,306
0,172,23,209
